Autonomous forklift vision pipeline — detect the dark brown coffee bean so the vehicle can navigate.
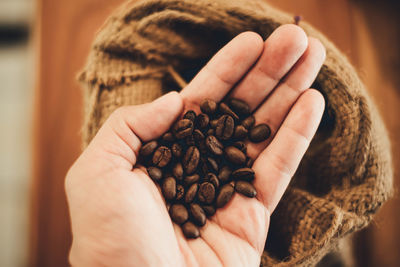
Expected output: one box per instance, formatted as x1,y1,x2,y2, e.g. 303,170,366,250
186,135,195,146
162,132,175,142
196,113,209,129
205,135,223,155
218,166,232,183
140,141,158,156
241,115,255,129
147,167,162,181
176,185,185,201
152,146,172,167
202,205,216,217
233,141,247,153
183,146,200,174
182,221,200,238
162,177,176,200
228,98,251,116
249,124,271,143
231,168,255,181
198,182,215,204
246,157,254,168
233,125,248,140
171,143,182,158
200,99,217,115
185,183,198,203
206,128,215,136
224,146,246,165
219,102,239,120
215,115,234,140
172,162,184,181
173,119,194,139
207,173,219,188
169,204,188,224
235,181,257,198
190,203,206,226
207,157,219,172
198,140,208,154
184,174,200,186
193,129,205,141
209,119,218,129
183,110,196,121
216,184,234,208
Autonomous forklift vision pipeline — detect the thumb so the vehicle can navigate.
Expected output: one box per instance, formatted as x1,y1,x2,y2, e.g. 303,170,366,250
86,91,184,166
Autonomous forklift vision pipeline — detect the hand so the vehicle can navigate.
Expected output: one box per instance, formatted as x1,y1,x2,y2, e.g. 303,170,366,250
66,25,326,266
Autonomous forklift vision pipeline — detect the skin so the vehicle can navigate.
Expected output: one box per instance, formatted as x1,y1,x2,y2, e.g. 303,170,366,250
66,25,326,267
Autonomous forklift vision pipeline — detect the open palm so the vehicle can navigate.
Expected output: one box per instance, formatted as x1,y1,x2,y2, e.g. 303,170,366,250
66,25,325,266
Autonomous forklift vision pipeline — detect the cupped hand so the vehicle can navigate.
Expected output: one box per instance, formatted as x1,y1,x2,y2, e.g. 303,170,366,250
66,24,326,266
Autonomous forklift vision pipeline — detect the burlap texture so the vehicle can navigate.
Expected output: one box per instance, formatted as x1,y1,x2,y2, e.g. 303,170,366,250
78,0,393,265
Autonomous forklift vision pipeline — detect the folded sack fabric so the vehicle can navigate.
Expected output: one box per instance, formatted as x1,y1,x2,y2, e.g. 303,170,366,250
78,0,393,265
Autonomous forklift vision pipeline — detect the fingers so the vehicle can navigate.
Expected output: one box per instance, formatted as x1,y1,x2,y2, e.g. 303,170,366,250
229,24,308,111
180,31,264,112
247,37,326,159
87,92,183,166
252,89,325,213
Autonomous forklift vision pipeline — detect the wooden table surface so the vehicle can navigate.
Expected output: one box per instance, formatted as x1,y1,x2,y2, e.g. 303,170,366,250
30,0,400,266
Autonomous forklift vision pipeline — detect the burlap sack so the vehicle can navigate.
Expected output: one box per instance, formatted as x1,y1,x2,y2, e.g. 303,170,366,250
78,0,393,265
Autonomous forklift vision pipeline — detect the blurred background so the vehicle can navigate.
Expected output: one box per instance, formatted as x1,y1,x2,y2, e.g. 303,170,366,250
0,0,399,266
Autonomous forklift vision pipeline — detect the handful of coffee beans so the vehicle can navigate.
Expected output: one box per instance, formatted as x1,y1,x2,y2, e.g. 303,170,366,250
139,98,271,238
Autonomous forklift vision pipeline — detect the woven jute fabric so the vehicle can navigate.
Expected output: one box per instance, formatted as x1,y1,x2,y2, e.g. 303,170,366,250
78,0,393,265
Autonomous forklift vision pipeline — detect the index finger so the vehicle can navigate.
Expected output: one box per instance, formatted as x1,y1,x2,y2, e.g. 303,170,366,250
180,32,264,112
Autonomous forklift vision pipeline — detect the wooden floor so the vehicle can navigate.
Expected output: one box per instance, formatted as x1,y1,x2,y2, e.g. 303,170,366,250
30,0,400,266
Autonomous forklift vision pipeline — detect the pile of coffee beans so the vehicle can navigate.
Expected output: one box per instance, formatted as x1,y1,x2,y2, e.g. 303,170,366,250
139,98,271,238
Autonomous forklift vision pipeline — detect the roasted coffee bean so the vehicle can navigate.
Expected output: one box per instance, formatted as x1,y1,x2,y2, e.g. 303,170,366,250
152,146,172,167
171,143,182,158
209,119,218,129
186,135,195,146
207,173,219,188
249,124,271,143
176,185,185,201
241,115,255,129
162,177,176,200
147,167,162,181
218,166,232,183
207,157,219,172
198,182,215,204
162,132,175,142
216,184,234,208
205,135,223,155
140,141,158,156
183,110,196,121
233,125,248,140
183,146,200,174
173,119,194,139
246,157,254,168
190,203,206,226
184,174,200,186
172,162,184,181
215,115,234,140
202,205,216,217
185,183,199,203
200,158,209,174
193,129,205,141
182,221,199,238
224,146,246,165
206,128,215,136
228,98,251,116
198,140,208,154
169,204,188,224
200,99,217,115
233,141,247,153
196,113,209,129
232,168,255,181
235,181,257,198
219,102,239,120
